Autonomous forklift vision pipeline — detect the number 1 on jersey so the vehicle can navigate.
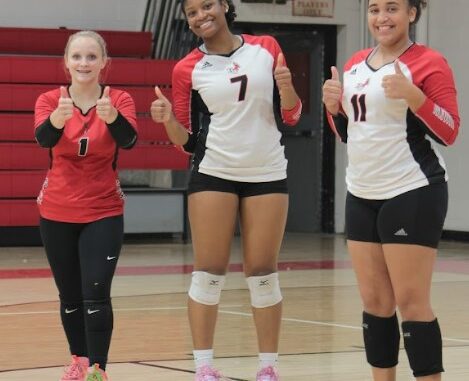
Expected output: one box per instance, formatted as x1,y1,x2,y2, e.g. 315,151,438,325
351,94,367,122
230,75,248,102
78,137,89,156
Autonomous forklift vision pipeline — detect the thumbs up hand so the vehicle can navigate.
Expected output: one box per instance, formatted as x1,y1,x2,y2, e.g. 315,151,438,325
322,66,343,115
151,86,173,123
96,86,118,123
51,86,74,129
381,59,412,100
274,53,293,94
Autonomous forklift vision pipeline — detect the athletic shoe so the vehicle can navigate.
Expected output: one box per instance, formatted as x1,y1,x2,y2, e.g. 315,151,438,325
60,355,89,381
86,364,108,381
195,365,231,380
256,366,279,381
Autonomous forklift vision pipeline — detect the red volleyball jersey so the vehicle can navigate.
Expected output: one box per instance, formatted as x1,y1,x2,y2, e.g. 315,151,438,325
34,87,137,223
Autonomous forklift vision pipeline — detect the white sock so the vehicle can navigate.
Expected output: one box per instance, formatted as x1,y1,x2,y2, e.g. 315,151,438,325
194,349,214,370
259,352,278,369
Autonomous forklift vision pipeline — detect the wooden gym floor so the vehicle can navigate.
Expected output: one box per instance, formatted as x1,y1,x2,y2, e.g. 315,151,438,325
0,233,468,380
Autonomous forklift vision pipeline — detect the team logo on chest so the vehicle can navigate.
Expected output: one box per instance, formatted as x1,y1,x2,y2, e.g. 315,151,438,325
355,78,370,91
226,61,241,74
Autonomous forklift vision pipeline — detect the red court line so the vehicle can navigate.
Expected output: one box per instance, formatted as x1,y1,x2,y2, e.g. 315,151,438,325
0,259,468,279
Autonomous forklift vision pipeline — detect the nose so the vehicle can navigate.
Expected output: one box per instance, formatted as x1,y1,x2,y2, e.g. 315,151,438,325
376,11,389,23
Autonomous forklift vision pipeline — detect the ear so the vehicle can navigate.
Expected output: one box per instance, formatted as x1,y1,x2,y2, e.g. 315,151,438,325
409,5,417,23
221,0,229,12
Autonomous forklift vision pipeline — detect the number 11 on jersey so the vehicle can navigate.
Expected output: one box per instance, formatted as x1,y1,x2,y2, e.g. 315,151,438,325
351,94,367,122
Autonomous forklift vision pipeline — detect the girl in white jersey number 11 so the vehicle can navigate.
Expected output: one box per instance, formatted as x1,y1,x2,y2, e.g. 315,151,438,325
323,1,459,380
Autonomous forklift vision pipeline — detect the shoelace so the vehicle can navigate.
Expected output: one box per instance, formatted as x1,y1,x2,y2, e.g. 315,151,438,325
63,360,83,380
257,366,277,380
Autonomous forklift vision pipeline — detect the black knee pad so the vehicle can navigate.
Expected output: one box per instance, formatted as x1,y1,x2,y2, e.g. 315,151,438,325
402,319,444,377
363,311,400,368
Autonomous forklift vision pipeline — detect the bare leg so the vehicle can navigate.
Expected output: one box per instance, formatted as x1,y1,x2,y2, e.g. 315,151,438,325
348,240,397,381
188,191,238,349
384,244,441,381
240,193,288,353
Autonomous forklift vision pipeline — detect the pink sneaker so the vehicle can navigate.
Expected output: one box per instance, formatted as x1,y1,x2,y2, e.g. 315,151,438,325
256,366,279,381
86,364,108,381
60,355,89,381
195,365,230,380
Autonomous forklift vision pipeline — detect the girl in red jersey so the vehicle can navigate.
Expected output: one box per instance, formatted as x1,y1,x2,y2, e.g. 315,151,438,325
323,1,459,380
151,0,301,380
34,30,137,381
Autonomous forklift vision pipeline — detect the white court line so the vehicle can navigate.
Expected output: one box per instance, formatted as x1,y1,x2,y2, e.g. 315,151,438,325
1,305,468,345
0,305,242,316
219,309,469,344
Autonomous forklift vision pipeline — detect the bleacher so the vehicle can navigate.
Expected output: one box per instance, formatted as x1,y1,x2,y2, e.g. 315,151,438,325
0,27,189,245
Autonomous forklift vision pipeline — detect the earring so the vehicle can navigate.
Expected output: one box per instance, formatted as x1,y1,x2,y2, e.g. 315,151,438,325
225,7,229,13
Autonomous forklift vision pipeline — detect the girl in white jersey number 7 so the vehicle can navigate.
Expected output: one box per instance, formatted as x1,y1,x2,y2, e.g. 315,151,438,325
151,0,302,380
323,1,459,381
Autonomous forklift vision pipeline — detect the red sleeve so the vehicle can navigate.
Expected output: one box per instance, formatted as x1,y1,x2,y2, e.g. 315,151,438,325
112,90,137,130
34,89,60,128
172,51,201,132
412,53,459,146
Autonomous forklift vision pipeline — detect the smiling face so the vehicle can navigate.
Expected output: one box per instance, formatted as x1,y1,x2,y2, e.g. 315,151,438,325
64,36,107,85
368,0,417,47
183,0,229,40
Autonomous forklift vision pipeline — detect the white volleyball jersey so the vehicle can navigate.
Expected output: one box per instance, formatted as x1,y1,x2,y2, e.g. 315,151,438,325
172,34,299,182
327,44,460,199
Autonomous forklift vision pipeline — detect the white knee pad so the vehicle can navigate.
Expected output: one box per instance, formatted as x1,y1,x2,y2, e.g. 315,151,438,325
246,272,282,308
189,271,226,305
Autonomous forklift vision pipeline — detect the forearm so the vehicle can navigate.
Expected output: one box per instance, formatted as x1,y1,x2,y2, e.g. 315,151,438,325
35,117,63,147
280,86,300,111
106,112,137,149
165,114,189,146
406,85,426,113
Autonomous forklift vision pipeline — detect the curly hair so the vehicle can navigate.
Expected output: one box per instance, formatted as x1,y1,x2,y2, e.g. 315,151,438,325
181,0,237,27
408,0,427,24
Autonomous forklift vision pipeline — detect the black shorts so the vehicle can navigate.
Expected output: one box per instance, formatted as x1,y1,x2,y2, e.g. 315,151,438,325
345,183,448,248
187,171,288,198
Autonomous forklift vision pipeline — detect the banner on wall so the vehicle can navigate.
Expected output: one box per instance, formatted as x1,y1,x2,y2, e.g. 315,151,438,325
292,0,335,17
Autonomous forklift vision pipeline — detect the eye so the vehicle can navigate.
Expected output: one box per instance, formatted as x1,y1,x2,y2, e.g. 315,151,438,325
387,6,398,12
203,2,213,10
87,54,97,60
71,54,80,60
186,10,196,18
368,8,379,15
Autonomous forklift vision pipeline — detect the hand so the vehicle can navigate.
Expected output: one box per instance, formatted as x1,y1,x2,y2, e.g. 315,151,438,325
274,53,293,94
382,60,414,100
322,66,342,115
96,86,118,123
151,86,173,123
53,86,74,128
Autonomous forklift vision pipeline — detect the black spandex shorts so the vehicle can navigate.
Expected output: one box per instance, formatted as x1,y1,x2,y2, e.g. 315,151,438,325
345,182,448,248
188,171,288,198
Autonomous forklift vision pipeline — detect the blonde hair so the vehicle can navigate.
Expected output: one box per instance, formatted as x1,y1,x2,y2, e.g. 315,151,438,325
64,30,108,58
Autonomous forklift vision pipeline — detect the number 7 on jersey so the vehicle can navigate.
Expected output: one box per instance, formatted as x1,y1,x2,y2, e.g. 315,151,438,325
230,75,248,102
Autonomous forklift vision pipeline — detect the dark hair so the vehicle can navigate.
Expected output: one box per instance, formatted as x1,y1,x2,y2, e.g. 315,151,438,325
408,0,427,24
181,0,237,27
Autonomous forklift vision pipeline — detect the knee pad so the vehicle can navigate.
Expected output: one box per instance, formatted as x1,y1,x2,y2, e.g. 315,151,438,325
83,298,113,331
363,311,400,368
189,271,225,305
246,272,282,308
402,319,444,377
